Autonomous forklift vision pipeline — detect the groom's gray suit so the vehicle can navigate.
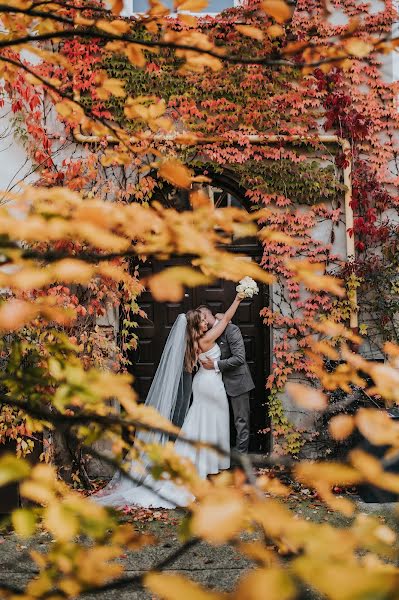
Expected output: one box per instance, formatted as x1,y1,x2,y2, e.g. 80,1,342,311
216,324,254,454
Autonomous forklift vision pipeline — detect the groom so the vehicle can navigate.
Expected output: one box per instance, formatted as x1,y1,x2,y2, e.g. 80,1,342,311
198,305,255,455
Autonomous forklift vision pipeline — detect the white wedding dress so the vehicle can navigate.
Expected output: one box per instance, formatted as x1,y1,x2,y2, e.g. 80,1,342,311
94,344,230,509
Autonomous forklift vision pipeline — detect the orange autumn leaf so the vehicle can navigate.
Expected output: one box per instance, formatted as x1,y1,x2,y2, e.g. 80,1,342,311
145,573,224,600
125,44,146,68
190,189,212,209
235,25,264,41
146,267,211,301
234,567,296,600
329,414,355,441
286,382,327,411
261,0,292,23
109,0,124,14
344,37,374,58
74,13,95,26
256,475,291,496
355,408,399,447
267,24,285,38
295,461,362,487
190,488,246,544
384,341,399,357
237,541,278,566
293,556,397,600
96,77,126,100
158,159,193,189
53,259,94,283
96,19,131,35
0,300,36,332
175,0,208,10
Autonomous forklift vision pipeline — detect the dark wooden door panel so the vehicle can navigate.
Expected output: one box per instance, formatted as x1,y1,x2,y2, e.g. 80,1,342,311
129,253,270,451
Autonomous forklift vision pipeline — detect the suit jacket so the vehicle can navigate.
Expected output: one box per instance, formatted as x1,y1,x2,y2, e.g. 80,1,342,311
217,323,255,397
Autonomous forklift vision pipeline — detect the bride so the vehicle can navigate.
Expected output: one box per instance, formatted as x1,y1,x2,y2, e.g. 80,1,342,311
93,292,243,509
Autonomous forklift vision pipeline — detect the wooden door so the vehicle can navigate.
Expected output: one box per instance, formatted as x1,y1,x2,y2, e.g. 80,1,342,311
129,254,270,452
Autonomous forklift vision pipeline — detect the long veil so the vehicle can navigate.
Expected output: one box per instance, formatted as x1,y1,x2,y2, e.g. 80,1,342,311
93,313,191,505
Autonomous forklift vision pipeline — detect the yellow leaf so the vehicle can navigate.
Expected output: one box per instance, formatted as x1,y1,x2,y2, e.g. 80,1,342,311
77,546,123,585
59,579,82,597
54,259,94,284
0,454,30,486
310,340,339,360
260,229,297,245
147,267,211,301
261,0,292,23
190,488,245,544
98,77,126,99
175,0,208,10
286,260,345,296
329,414,355,441
235,25,264,41
286,382,327,411
344,37,374,58
158,159,193,189
12,508,37,537
101,149,132,167
26,573,53,597
366,362,399,403
384,341,399,357
312,320,361,343
55,100,84,120
295,461,361,487
74,13,95,26
293,556,397,600
234,567,296,600
96,19,131,35
125,44,146,67
20,481,55,505
267,24,285,38
44,503,79,542
145,573,224,600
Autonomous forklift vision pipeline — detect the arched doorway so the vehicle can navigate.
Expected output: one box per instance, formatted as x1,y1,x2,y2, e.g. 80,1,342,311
128,172,271,452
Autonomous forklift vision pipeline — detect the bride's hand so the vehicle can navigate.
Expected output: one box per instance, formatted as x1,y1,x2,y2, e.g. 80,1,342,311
236,292,245,301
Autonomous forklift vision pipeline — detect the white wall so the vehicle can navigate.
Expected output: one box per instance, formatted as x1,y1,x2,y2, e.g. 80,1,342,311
0,97,37,198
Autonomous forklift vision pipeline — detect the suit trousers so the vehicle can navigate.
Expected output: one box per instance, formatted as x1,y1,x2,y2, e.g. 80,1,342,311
229,392,250,454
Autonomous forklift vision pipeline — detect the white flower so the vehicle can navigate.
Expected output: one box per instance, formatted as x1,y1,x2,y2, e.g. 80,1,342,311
236,276,259,299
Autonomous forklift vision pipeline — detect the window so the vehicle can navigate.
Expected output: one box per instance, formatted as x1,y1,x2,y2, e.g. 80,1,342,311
209,187,243,209
123,0,235,15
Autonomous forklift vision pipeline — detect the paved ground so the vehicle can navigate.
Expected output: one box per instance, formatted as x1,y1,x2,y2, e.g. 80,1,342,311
1,498,398,599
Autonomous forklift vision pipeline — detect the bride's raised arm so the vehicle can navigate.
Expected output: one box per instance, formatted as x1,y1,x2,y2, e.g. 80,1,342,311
200,294,243,347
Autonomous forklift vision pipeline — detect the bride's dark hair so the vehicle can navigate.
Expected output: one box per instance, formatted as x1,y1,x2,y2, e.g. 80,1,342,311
185,309,202,373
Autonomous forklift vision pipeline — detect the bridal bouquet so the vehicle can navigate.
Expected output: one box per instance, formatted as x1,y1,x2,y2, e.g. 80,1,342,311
236,276,259,299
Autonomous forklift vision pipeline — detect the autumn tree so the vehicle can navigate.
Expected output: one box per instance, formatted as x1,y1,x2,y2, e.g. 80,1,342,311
0,0,399,598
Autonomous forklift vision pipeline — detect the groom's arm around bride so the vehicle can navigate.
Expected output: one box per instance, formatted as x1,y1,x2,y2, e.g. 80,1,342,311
200,311,255,455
